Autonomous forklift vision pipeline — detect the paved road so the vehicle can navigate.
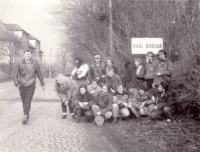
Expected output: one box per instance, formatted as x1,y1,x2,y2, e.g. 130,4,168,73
0,79,117,152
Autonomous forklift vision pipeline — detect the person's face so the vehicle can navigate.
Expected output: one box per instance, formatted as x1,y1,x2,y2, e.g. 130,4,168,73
107,71,114,78
117,85,123,94
134,60,139,67
101,86,108,94
139,89,145,95
92,81,97,88
106,60,112,67
158,85,164,92
24,52,32,61
158,52,166,61
147,55,153,63
95,57,100,63
129,88,136,94
80,87,87,95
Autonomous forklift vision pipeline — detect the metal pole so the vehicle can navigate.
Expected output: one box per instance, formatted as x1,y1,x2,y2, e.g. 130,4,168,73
49,49,52,78
109,0,113,58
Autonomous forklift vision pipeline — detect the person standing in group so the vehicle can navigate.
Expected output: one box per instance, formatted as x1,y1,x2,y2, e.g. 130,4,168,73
103,58,118,75
71,57,89,86
124,58,136,90
102,68,123,94
134,58,145,90
89,55,105,85
12,49,45,125
153,50,173,90
55,74,79,120
144,52,159,91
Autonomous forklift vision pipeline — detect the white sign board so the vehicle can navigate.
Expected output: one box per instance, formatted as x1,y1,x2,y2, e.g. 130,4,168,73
131,38,163,54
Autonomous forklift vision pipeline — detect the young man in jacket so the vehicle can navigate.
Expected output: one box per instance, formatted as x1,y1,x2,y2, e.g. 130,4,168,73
12,49,45,125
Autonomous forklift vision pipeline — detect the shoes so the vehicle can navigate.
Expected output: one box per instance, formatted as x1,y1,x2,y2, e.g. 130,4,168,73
61,115,67,119
166,119,171,122
72,114,76,120
22,114,29,125
112,117,118,123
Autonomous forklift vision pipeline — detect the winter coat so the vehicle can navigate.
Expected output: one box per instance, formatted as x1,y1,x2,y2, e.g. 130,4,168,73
71,92,95,107
96,92,113,114
89,63,105,80
13,59,44,87
71,63,89,80
153,59,173,85
102,74,123,92
145,60,159,80
56,77,79,101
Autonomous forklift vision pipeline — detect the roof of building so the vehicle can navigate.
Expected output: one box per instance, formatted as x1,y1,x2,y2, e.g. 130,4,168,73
29,34,40,42
4,24,29,34
0,21,21,42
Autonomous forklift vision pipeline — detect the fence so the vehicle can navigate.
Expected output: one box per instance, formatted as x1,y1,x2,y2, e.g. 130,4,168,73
0,62,11,75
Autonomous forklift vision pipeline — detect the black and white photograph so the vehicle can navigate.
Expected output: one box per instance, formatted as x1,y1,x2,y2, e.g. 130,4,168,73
0,0,200,151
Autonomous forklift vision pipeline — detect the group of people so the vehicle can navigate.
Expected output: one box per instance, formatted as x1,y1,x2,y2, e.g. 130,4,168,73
13,48,173,125
55,49,174,126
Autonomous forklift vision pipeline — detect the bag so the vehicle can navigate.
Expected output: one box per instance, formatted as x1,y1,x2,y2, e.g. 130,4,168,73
94,115,104,126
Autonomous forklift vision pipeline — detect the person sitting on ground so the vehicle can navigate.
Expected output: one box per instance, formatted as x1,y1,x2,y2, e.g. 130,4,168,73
153,50,173,90
132,85,154,117
55,74,79,120
134,58,146,90
71,57,89,86
103,58,118,76
71,85,95,123
148,81,173,122
92,85,113,125
144,52,159,91
89,55,105,85
112,84,130,123
87,78,101,100
102,68,123,94
127,84,141,118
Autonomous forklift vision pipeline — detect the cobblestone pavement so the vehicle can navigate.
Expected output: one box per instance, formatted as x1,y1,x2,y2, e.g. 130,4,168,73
0,79,117,152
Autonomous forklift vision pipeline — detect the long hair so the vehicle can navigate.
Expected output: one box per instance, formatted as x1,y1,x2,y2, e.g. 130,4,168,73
55,74,67,93
75,57,84,68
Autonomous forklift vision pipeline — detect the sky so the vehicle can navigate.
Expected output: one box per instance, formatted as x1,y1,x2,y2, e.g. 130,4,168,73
0,0,61,62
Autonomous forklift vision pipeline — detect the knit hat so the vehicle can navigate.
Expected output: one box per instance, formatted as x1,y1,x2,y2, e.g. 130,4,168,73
94,55,101,59
94,115,104,126
134,58,142,64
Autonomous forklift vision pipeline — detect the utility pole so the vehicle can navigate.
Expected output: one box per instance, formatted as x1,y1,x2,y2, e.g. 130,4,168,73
49,48,52,78
109,0,113,58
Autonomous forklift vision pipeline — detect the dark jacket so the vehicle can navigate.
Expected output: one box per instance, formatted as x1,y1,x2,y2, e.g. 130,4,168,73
72,92,95,107
153,59,173,85
89,63,104,80
125,62,136,82
102,74,122,92
12,59,44,87
96,92,113,114
145,60,159,80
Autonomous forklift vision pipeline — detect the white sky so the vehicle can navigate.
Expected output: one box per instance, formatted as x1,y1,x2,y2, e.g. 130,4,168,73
0,0,60,62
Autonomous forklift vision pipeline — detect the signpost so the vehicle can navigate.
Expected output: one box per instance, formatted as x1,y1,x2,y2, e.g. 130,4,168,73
131,38,163,54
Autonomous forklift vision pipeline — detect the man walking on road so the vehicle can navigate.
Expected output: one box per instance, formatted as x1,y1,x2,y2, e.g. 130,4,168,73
12,49,45,125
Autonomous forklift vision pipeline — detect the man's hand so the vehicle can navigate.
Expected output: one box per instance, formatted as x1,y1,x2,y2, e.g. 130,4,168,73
42,86,45,91
156,72,161,76
96,112,101,115
65,101,69,105
79,102,84,108
123,102,128,107
111,88,115,93
153,105,158,110
83,102,88,106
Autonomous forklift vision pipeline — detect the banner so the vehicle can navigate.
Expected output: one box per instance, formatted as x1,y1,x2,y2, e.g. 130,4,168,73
131,38,163,54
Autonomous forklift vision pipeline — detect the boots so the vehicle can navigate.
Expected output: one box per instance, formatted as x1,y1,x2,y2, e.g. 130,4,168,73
112,117,118,123
22,114,29,125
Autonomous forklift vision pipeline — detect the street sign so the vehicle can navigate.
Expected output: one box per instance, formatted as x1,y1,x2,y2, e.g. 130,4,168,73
131,38,163,54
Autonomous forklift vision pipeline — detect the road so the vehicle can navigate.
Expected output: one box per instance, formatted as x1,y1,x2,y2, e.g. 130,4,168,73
0,79,117,152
